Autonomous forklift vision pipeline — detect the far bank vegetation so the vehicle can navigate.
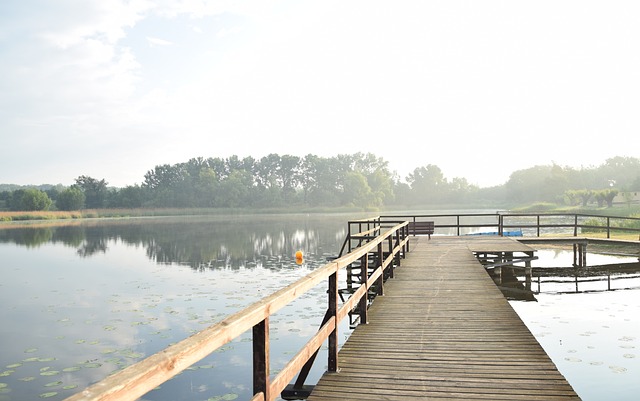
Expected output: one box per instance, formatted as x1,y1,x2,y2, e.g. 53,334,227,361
1,154,640,221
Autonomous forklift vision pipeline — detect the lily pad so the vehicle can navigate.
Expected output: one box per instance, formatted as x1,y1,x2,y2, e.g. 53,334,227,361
24,348,38,353
208,394,240,401
6,363,22,369
82,363,102,369
44,381,63,387
39,392,58,398
120,350,144,359
41,371,60,376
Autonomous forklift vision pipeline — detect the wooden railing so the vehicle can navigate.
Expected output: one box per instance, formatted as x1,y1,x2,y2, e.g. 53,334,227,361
65,221,410,401
378,213,640,238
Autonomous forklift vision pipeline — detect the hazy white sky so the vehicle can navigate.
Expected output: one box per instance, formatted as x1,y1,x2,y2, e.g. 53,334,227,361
1,0,639,188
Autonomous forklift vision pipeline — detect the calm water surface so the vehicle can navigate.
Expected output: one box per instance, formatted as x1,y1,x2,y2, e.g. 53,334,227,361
0,214,638,401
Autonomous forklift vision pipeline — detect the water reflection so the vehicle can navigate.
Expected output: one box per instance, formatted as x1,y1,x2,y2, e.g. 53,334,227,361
511,290,640,401
0,215,347,270
0,215,352,401
488,246,640,301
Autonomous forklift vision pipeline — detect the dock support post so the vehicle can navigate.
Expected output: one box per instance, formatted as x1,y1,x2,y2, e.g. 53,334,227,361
253,318,270,401
328,272,338,373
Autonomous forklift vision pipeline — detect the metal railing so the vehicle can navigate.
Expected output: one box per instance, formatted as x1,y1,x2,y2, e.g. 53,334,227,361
377,212,640,238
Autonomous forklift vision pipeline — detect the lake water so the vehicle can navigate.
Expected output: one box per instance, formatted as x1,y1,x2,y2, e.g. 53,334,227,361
1,214,638,401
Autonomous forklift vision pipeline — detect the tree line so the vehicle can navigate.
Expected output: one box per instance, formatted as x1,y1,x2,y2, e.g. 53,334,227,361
1,154,639,211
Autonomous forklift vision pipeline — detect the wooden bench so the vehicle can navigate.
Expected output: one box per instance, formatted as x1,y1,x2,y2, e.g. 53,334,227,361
407,221,434,239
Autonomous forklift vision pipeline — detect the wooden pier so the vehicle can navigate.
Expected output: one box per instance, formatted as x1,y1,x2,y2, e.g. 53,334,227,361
307,236,580,400
69,213,636,401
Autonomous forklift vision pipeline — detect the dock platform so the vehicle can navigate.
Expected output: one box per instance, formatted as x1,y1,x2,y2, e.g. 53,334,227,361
307,236,580,400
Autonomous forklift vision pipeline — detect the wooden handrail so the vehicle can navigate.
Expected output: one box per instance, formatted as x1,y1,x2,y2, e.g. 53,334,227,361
65,221,409,401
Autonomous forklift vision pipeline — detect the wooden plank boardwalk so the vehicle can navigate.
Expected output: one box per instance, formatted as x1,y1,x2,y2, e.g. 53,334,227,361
307,236,581,400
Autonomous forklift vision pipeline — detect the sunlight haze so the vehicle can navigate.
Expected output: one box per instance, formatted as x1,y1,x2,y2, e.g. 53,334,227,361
1,1,639,188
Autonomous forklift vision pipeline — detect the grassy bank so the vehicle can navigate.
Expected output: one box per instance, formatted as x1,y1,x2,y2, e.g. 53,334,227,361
512,202,640,217
2,204,639,224
0,206,370,224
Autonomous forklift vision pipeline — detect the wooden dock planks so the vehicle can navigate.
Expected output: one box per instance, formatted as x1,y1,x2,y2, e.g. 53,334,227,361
307,236,580,400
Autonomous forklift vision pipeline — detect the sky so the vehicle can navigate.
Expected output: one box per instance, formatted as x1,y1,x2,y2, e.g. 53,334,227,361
1,1,639,188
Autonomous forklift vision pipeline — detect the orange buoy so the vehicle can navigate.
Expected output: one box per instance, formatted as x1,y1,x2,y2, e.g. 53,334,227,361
295,250,303,259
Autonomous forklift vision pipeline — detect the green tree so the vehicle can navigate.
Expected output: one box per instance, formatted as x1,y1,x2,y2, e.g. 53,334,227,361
447,177,477,203
351,153,394,206
576,189,593,206
9,189,52,211
505,165,552,203
366,168,394,206
109,185,146,208
306,156,343,207
56,187,86,210
299,154,320,204
215,170,252,207
604,189,619,208
278,154,302,201
75,176,109,208
342,171,373,207
407,165,446,204
593,189,618,208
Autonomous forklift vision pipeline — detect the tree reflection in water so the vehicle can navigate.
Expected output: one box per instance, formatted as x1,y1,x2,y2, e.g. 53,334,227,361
0,215,349,269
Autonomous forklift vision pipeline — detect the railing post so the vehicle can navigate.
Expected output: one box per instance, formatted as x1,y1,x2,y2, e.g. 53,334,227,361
387,236,394,279
359,254,368,324
498,214,503,236
328,272,338,372
537,215,540,237
376,242,384,296
394,229,402,265
607,217,611,239
457,215,460,236
574,215,578,237
253,318,270,401
404,224,410,253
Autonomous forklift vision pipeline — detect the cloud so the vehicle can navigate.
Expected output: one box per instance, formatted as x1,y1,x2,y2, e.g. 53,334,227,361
146,36,173,47
216,26,243,39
